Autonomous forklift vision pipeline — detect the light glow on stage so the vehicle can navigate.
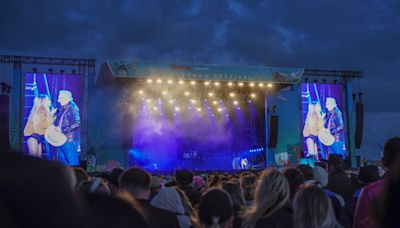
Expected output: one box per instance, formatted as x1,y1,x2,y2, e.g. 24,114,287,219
127,78,270,171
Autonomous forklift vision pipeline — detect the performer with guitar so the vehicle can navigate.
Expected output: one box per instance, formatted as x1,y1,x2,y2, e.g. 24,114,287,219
320,97,345,159
46,90,80,165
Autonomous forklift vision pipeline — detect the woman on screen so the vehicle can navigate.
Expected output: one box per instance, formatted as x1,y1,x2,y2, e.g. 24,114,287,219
23,95,53,157
303,101,324,159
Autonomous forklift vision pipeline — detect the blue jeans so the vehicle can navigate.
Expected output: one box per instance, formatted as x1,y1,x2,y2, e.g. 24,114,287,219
328,141,345,159
57,141,79,165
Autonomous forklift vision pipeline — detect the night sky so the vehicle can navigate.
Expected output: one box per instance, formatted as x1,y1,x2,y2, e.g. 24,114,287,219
0,0,399,159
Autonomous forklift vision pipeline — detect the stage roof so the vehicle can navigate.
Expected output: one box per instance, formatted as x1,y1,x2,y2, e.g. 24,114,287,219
99,60,305,84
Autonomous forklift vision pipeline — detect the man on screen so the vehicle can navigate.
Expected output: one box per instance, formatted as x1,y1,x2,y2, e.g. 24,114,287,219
54,90,80,165
324,97,346,158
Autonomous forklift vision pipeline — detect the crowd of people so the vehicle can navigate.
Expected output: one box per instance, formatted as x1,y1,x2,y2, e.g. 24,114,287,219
0,137,399,228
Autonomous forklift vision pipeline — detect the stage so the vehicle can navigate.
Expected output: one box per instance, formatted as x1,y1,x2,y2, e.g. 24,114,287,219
1,55,363,172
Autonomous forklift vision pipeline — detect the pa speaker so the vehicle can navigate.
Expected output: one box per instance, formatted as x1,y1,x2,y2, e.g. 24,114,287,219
355,102,364,149
268,115,278,148
0,95,10,151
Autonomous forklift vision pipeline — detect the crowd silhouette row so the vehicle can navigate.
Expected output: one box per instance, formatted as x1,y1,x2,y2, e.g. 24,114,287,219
0,137,399,228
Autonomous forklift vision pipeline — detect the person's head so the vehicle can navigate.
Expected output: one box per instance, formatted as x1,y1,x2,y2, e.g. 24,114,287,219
77,178,111,195
240,173,257,202
119,168,151,199
58,90,73,106
39,94,51,108
358,165,380,187
381,137,400,169
313,166,329,188
194,175,206,192
209,175,221,188
199,188,233,228
175,169,194,187
110,168,124,187
282,168,305,200
243,168,290,228
85,193,148,228
325,97,337,111
30,95,52,123
72,167,90,190
151,187,185,215
313,101,322,113
296,165,314,181
315,161,329,172
221,181,246,213
294,185,339,228
150,176,161,194
328,154,345,173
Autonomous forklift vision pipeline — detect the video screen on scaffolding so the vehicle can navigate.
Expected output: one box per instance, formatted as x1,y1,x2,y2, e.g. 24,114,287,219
301,83,347,160
23,72,83,165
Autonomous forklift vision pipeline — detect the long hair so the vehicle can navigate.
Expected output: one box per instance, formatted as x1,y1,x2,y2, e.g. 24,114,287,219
174,187,199,225
242,168,290,228
29,95,52,132
294,185,341,228
240,173,257,202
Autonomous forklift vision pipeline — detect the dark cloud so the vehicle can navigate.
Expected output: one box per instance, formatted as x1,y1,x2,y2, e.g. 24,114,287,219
0,0,399,112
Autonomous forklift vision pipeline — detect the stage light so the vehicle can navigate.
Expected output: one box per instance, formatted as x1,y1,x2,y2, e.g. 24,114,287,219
250,93,256,98
138,90,144,94
162,91,168,95
169,99,174,104
249,82,255,87
267,83,273,88
175,107,180,111
207,106,211,110
190,81,196,85
208,92,214,97
248,100,252,103
184,91,190,96
205,81,210,86
146,99,152,103
238,82,244,87
217,108,222,112
147,79,153,83
153,107,158,111
168,80,173,84
179,80,184,85
197,108,202,112
233,100,239,105
213,101,218,105
214,82,220,86
229,92,235,97
258,83,264,87
228,82,233,86
190,99,197,104
156,79,162,84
